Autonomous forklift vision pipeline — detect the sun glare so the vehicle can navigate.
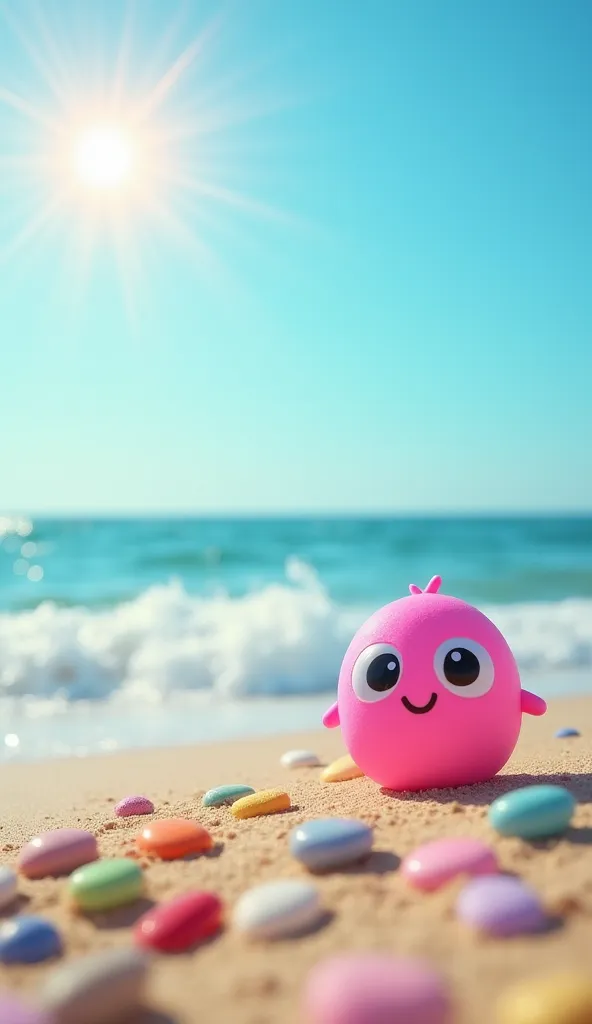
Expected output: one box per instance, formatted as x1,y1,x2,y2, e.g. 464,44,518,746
0,3,306,325
73,125,134,190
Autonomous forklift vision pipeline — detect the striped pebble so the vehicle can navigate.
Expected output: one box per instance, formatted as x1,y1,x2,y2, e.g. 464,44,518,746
202,784,255,807
0,865,18,909
290,818,373,871
42,948,150,1024
320,755,363,783
18,829,98,880
304,953,451,1024
280,750,321,769
115,795,154,817
233,880,322,940
231,789,291,819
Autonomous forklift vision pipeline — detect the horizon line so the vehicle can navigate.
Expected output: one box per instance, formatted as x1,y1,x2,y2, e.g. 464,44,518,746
4,508,592,520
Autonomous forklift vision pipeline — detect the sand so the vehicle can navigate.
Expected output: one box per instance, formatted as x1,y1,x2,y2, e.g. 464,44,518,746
0,695,591,1023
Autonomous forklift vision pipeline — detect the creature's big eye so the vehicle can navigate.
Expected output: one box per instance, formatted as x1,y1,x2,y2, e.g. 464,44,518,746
351,643,403,703
433,638,494,698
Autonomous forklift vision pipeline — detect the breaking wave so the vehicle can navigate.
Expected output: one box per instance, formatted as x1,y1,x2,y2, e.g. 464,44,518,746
1,558,592,711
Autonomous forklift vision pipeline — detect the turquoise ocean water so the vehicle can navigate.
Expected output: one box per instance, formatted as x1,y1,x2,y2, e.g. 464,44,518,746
1,515,591,760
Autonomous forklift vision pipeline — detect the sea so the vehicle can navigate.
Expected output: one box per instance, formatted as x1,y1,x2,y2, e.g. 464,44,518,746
1,514,591,762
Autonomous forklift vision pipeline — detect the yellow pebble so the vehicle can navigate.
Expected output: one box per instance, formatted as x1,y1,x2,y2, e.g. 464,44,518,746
231,788,291,819
496,973,592,1024
320,754,364,783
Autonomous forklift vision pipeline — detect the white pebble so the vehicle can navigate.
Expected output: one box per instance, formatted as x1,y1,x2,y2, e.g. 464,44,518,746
233,880,322,940
0,866,17,910
280,749,321,769
42,947,150,1023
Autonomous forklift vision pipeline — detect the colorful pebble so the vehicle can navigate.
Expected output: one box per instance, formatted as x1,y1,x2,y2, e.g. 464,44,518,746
0,916,62,964
304,953,452,1024
320,755,364,783
42,947,150,1024
69,858,144,912
231,789,291,819
18,828,98,880
0,865,18,909
114,795,154,817
496,972,592,1024
136,819,213,860
280,750,321,769
202,784,255,807
135,890,223,952
402,837,498,892
554,728,580,739
456,875,547,936
290,818,373,871
489,785,576,839
0,996,52,1024
233,880,322,940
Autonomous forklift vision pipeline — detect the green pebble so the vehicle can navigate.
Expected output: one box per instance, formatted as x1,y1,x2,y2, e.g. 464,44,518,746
69,859,143,912
202,784,256,807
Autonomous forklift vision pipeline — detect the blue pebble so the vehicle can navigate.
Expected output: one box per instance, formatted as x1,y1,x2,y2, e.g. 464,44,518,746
554,727,580,738
0,916,62,964
289,818,373,871
488,784,576,840
202,784,256,807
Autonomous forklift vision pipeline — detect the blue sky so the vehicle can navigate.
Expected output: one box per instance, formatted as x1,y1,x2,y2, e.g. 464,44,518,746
1,0,591,513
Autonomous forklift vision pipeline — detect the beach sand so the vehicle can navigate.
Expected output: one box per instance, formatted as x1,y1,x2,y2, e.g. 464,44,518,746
0,695,591,1023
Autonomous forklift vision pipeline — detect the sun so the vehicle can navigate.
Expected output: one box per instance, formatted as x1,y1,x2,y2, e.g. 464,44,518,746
0,2,306,326
72,125,135,190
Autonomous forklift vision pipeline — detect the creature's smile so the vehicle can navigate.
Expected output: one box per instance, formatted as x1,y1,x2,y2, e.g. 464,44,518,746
401,693,438,715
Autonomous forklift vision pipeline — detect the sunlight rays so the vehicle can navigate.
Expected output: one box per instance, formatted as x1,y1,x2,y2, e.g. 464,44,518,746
0,0,311,325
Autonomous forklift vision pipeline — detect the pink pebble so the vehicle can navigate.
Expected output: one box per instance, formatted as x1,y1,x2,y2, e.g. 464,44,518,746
304,953,452,1024
401,837,498,892
18,829,98,880
115,796,155,818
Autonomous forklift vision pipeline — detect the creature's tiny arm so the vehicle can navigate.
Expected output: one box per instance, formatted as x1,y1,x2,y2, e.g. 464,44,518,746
521,689,547,716
322,702,340,729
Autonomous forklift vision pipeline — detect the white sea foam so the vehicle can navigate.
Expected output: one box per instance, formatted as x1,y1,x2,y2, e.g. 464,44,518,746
1,558,592,712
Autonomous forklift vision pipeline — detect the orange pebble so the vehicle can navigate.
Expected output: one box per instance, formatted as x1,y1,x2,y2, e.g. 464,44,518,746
136,819,212,860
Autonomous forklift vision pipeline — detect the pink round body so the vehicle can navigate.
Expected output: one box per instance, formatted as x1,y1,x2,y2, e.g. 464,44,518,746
323,577,546,792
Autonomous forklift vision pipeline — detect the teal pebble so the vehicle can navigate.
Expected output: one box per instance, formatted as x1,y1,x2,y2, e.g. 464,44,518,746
489,784,576,839
202,784,256,807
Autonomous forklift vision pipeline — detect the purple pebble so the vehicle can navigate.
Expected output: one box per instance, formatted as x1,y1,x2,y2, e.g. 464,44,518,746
114,796,154,818
0,995,51,1024
456,875,547,936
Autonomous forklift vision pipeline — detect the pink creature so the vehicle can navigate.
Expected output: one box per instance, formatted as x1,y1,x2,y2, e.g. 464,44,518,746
323,576,546,791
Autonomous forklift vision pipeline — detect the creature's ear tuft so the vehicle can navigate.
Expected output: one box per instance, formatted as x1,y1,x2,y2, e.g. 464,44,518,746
409,576,442,596
424,575,442,594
